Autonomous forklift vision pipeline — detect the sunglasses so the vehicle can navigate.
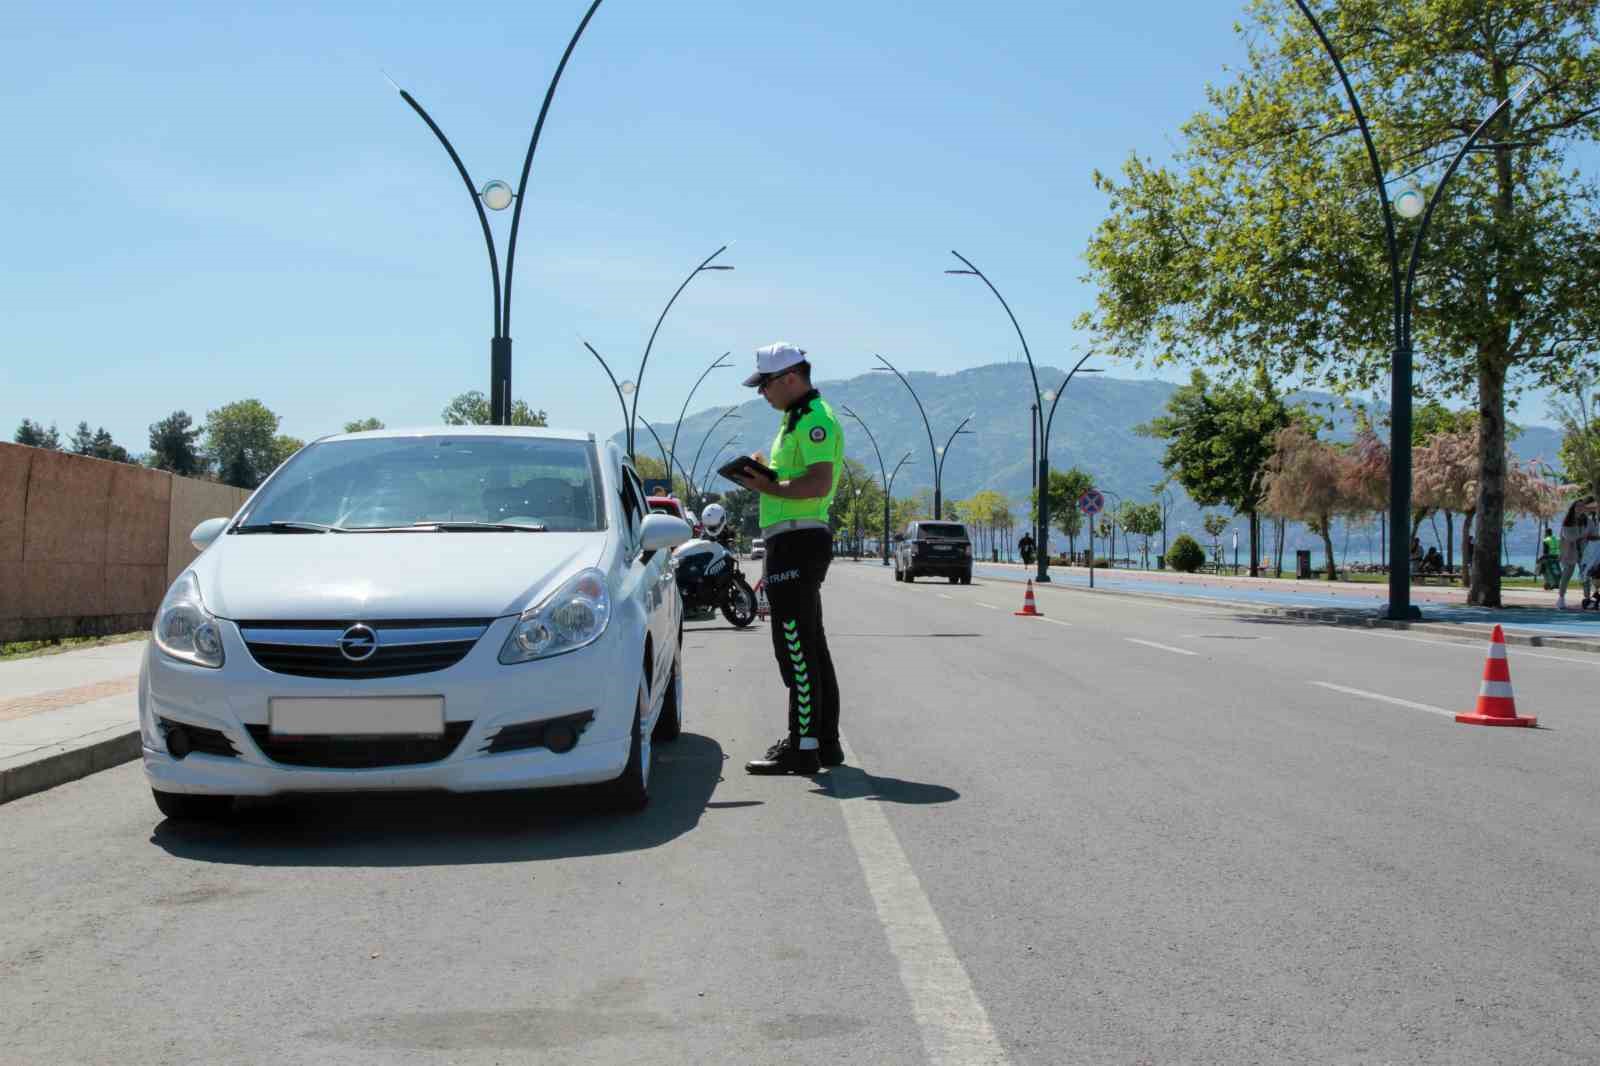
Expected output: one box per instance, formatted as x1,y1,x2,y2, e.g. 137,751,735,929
756,369,794,392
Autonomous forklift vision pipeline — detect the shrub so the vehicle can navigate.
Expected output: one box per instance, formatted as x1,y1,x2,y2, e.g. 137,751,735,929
1168,534,1205,573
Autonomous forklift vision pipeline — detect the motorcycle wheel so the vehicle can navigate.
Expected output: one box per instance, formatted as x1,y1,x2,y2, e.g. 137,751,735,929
722,578,757,628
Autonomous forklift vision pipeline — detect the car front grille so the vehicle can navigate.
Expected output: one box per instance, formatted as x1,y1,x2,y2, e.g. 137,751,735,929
238,620,492,679
244,722,472,768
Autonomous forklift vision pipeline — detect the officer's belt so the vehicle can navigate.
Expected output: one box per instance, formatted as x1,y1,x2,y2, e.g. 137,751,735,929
761,518,830,539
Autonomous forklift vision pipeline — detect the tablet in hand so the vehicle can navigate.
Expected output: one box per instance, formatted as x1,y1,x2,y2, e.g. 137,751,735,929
718,455,777,483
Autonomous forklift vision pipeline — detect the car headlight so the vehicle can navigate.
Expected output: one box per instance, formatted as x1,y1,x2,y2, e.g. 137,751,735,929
153,571,225,669
499,568,612,664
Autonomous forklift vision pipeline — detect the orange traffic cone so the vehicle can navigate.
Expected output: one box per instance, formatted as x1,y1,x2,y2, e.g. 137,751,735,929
1456,625,1536,727
1014,579,1042,617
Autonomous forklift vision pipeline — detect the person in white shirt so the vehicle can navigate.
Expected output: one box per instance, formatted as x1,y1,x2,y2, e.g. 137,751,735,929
1556,497,1598,610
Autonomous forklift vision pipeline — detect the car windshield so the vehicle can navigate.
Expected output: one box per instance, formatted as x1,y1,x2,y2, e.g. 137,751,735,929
235,435,606,532
917,523,968,540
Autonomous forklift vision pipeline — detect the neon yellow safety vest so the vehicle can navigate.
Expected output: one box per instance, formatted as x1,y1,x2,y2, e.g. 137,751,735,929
759,390,844,531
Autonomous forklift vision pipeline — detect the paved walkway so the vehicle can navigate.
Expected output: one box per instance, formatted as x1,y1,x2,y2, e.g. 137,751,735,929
962,561,1600,642
0,641,144,803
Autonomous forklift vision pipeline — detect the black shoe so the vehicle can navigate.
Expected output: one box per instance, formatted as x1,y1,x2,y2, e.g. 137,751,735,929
745,737,820,775
818,739,844,767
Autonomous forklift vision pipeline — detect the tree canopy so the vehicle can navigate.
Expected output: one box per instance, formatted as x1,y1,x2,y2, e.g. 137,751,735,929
148,411,204,476
440,391,547,427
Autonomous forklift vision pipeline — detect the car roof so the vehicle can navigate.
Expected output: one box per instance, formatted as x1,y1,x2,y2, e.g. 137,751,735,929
320,426,594,444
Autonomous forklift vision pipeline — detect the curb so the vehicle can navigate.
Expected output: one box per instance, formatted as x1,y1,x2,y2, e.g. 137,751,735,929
1019,579,1600,656
0,727,141,807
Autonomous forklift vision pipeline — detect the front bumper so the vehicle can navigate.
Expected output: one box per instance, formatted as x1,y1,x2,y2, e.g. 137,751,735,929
140,616,636,796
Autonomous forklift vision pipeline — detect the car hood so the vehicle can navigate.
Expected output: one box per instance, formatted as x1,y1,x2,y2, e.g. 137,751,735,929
194,532,606,621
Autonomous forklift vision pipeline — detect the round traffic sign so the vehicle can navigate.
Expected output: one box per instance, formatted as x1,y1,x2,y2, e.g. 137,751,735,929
1078,489,1105,516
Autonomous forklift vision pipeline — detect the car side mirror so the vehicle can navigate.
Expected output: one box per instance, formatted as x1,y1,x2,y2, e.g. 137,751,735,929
190,517,230,551
640,513,693,553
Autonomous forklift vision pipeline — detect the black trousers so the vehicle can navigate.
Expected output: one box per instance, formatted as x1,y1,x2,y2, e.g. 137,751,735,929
763,529,840,749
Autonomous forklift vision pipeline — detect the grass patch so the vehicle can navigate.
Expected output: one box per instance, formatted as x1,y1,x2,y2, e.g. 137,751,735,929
0,631,149,662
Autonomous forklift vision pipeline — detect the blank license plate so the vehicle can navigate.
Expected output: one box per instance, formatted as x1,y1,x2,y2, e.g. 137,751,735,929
269,697,445,737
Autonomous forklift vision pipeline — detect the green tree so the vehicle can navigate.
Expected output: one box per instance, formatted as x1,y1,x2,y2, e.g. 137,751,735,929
343,418,386,433
1081,0,1600,606
1032,467,1094,558
13,420,62,450
1136,366,1290,576
69,422,96,455
204,399,282,489
440,391,547,427
147,411,204,476
1202,513,1231,567
1554,385,1600,503
270,435,305,471
1119,501,1165,568
66,422,132,463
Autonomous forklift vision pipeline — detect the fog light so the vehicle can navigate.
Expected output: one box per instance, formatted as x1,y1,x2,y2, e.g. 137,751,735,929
166,725,193,759
544,723,578,754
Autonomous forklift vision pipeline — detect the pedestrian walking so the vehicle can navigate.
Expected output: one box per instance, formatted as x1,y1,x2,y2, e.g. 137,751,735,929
1557,498,1599,610
1018,531,1035,566
727,342,845,775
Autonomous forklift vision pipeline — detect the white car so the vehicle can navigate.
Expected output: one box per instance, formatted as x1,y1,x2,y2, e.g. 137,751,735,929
139,427,692,821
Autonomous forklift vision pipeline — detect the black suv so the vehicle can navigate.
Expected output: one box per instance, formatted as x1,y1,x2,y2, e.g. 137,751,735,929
894,520,973,584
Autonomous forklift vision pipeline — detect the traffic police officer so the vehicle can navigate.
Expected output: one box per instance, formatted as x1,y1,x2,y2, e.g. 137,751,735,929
729,342,844,775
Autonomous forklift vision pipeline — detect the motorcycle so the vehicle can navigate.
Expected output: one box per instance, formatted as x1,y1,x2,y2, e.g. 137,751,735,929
672,537,757,627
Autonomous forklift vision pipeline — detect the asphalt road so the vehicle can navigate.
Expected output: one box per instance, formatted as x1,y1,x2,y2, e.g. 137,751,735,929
3,564,1598,1064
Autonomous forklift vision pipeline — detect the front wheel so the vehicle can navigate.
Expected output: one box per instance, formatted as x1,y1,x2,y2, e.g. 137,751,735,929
151,789,234,823
652,652,683,742
601,683,651,813
721,577,757,628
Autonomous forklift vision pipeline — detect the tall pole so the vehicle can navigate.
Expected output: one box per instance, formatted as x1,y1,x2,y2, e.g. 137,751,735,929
887,453,914,555
935,417,974,522
1040,353,1100,571
667,352,732,476
842,405,892,566
582,341,694,486
946,252,1048,580
1291,0,1530,620
628,246,735,459
687,407,742,499
873,354,941,517
397,0,606,427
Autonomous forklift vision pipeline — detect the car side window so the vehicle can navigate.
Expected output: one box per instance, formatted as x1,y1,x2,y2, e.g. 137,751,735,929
619,466,644,549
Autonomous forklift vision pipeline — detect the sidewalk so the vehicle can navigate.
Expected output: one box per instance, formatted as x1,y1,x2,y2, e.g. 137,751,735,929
969,561,1600,650
0,641,145,804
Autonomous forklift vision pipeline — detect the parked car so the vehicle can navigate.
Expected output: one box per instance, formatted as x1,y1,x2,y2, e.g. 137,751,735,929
140,427,693,821
647,496,686,519
894,520,973,584
750,537,765,560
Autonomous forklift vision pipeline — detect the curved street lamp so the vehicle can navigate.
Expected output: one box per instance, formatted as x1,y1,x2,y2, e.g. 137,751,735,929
1290,0,1535,618
934,416,975,520
687,407,742,499
841,404,894,566
667,352,732,476
394,0,606,426
873,354,964,519
700,433,744,506
945,251,1054,581
581,340,693,487
627,246,736,459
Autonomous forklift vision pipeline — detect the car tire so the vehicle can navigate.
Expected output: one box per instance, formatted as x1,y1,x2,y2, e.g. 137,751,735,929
948,574,958,584
602,683,651,813
961,571,972,585
652,651,683,743
904,569,914,583
151,788,234,822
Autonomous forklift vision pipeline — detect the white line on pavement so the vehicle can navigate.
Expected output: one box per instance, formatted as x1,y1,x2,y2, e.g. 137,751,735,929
1309,681,1455,718
1125,638,1197,656
832,738,1011,1066
938,593,955,600
975,603,1001,611
1037,617,1073,627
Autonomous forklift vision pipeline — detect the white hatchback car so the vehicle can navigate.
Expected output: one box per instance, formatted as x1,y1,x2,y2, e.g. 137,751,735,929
140,427,692,820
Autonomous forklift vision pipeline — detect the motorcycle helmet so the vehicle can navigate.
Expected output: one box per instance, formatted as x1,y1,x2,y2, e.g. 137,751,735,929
701,503,727,537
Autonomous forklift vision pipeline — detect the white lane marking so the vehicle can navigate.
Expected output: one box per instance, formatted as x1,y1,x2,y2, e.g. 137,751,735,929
1309,681,1455,718
833,738,1010,1065
1335,628,1600,667
975,602,1001,611
1038,617,1073,627
938,593,955,600
1125,637,1196,656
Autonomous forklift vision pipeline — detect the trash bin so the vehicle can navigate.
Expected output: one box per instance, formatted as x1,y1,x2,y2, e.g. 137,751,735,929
1156,555,1165,570
1295,549,1312,580
992,548,999,563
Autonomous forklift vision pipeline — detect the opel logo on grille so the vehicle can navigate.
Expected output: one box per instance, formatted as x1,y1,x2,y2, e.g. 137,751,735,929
338,624,379,662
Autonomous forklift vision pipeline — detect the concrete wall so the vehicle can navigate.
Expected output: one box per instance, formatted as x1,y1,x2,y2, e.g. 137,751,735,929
0,444,249,643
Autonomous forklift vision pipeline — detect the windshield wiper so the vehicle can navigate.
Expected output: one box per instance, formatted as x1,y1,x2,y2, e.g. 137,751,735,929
343,521,549,533
232,521,335,534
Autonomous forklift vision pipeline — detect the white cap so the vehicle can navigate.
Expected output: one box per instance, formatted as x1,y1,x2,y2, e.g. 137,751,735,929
743,342,808,387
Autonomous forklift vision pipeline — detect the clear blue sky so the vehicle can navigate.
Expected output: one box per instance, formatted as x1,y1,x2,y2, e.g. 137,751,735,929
0,0,1565,454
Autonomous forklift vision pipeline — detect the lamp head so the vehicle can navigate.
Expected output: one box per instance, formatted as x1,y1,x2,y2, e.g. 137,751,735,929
481,180,514,211
1392,188,1425,219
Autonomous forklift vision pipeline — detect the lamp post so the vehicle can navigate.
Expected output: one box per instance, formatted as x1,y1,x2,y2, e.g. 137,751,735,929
945,251,1054,581
934,417,975,520
872,354,968,520
394,0,606,425
687,408,742,500
1039,353,1104,565
887,452,915,547
627,247,736,460
840,404,893,566
1290,0,1534,621
581,341,693,487
666,352,732,476
700,433,743,505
